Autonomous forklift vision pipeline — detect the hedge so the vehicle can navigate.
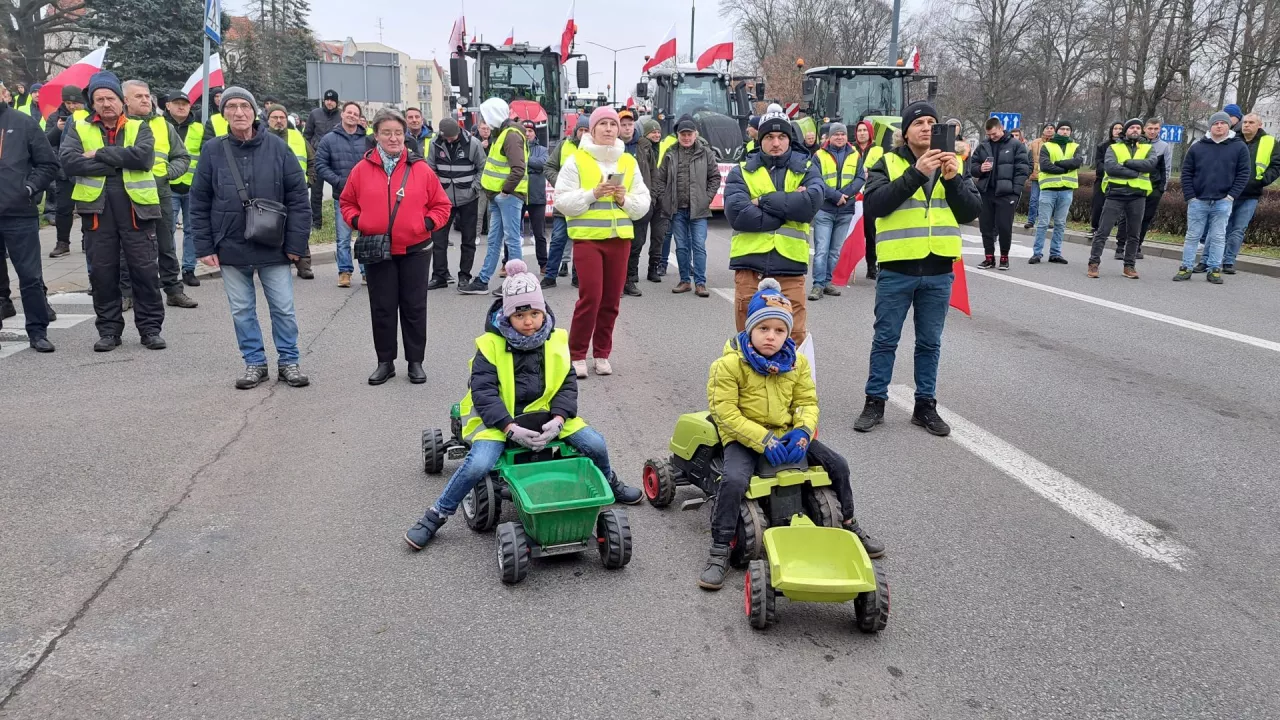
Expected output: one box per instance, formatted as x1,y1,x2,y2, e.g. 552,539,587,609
1017,172,1280,247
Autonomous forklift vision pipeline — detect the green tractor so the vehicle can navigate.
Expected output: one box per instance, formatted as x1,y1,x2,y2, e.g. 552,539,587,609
796,62,938,151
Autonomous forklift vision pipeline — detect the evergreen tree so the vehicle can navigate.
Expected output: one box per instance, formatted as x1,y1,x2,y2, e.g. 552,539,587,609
82,0,209,91
224,0,318,113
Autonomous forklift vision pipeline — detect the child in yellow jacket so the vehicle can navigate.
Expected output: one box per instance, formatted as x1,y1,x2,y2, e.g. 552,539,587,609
699,279,884,590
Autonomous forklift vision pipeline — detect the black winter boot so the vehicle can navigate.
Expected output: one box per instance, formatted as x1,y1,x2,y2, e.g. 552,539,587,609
844,518,885,558
854,396,885,433
698,543,731,590
404,508,447,550
912,398,951,436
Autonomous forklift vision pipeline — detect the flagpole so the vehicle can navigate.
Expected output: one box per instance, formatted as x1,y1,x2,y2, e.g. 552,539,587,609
689,0,696,63
201,35,210,124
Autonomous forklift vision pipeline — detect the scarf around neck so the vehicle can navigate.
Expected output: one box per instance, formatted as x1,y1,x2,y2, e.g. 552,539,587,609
737,331,796,376
377,146,401,176
494,309,556,351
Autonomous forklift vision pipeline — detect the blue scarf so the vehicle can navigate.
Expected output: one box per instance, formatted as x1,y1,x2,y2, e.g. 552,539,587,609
494,309,556,351
737,331,796,376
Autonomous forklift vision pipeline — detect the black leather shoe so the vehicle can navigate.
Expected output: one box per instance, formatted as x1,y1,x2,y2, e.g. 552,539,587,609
427,277,449,290
369,362,396,385
0,298,14,319
407,362,426,384
94,335,122,352
182,271,201,287
140,334,167,350
29,337,55,353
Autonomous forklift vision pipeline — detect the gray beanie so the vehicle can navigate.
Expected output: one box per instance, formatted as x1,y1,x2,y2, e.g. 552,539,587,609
219,86,257,115
1209,111,1232,127
828,122,848,136
439,117,461,138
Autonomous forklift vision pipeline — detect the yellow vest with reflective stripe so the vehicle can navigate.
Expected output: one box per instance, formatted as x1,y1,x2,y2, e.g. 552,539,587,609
1101,142,1152,195
173,122,204,188
1039,141,1080,190
481,126,530,195
210,113,228,137
658,136,677,167
147,116,171,177
815,146,860,190
459,329,588,443
730,164,811,265
286,128,308,182
566,150,636,240
71,119,160,207
861,146,885,173
1253,134,1275,181
559,138,577,165
873,152,962,263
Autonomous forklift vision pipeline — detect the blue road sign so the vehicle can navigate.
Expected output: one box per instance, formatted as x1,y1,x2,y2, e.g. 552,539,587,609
1159,125,1184,143
990,112,1021,131
205,0,221,45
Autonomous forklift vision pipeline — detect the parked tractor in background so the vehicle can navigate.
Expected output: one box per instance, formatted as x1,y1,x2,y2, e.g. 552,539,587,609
450,42,590,147
794,61,937,152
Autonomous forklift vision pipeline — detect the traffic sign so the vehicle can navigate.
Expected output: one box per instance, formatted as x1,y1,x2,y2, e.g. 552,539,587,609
204,0,221,45
990,112,1021,130
1159,125,1184,143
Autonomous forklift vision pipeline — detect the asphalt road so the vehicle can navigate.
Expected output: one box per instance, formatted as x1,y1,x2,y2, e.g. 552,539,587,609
2,218,1278,719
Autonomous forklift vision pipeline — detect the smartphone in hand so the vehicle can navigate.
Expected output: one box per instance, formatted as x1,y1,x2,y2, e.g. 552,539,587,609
930,124,956,154
607,172,626,186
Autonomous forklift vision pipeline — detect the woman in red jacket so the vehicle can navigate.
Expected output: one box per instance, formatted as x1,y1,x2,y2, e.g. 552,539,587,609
341,108,453,385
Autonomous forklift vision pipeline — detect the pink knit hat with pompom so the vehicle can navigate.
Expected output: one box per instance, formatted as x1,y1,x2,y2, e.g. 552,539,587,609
500,259,545,317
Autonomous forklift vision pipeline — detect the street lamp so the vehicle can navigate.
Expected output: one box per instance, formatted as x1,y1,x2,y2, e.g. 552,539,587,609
582,41,644,105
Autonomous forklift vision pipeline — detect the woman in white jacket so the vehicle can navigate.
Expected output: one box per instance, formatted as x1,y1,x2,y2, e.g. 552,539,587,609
554,107,651,378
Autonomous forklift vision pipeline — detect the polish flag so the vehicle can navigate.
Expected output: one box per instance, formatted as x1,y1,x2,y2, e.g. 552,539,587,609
642,23,678,73
831,198,866,286
37,45,108,118
908,46,921,72
559,1,577,65
503,28,514,46
181,53,225,103
695,28,733,70
626,96,635,108
448,14,466,56
950,258,971,316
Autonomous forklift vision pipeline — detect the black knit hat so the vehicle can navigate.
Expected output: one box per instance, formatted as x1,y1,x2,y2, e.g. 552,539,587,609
1123,118,1143,133
757,104,792,139
901,101,938,130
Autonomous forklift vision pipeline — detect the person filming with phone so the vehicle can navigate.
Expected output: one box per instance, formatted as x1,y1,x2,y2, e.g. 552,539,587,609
852,101,980,438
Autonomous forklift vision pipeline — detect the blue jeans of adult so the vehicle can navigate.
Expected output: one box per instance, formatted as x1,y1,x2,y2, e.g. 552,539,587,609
865,269,953,401
220,263,300,365
671,209,708,286
1032,188,1073,258
333,205,365,276
171,193,195,273
1180,198,1232,270
543,215,570,282
810,209,847,288
431,426,613,517
0,216,50,338
1222,196,1259,267
1026,181,1041,224
479,193,524,284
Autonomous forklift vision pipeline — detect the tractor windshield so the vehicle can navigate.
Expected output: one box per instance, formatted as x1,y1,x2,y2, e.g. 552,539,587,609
836,74,902,123
480,54,562,135
672,73,731,119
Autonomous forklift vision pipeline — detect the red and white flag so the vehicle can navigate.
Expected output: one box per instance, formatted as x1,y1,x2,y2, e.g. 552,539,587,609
37,45,107,118
696,28,733,70
908,46,921,72
642,23,678,73
950,258,971,316
502,27,514,46
181,53,224,102
626,96,635,108
559,1,577,65
448,13,467,56
832,198,867,286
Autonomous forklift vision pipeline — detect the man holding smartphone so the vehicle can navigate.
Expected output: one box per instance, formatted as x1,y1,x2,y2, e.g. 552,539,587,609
969,118,1030,270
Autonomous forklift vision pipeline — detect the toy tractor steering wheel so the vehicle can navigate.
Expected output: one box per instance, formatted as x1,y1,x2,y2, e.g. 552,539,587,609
512,411,555,433
755,455,808,478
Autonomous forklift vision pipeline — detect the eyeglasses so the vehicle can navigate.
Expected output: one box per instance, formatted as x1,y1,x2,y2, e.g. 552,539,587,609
224,101,254,114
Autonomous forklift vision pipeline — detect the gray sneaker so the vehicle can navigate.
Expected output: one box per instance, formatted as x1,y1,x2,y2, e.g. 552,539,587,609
278,363,310,387
235,364,269,390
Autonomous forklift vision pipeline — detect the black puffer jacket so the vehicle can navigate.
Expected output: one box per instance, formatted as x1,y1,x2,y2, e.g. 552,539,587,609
304,105,342,145
0,104,58,217
190,124,311,267
723,148,824,276
969,132,1031,198
470,299,577,433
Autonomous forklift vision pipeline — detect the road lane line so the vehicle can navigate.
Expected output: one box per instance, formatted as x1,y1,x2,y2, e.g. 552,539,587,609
887,384,1194,571
969,268,1280,353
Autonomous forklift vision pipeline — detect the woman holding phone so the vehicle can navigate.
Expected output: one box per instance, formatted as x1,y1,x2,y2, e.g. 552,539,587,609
553,106,652,378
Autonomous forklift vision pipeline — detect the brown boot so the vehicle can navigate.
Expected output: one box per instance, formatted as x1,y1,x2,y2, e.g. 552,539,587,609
672,282,692,294
338,271,351,288
694,284,710,297
1123,266,1139,279
48,242,71,258
1087,263,1099,279
296,256,314,279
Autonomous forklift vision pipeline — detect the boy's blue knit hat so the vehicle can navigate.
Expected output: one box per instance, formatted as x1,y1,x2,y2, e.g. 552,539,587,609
745,278,793,335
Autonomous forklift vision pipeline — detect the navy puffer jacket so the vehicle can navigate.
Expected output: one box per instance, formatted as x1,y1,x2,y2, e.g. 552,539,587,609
316,125,371,192
190,126,311,267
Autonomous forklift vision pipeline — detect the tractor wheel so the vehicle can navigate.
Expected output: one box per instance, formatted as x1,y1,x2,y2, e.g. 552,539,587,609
745,559,776,629
805,486,842,528
422,428,446,475
496,522,530,585
730,500,768,569
596,508,633,569
463,476,502,532
854,564,891,634
642,458,678,508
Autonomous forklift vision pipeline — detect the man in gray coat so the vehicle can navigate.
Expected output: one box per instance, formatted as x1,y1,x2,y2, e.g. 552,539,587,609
425,117,486,289
653,115,725,297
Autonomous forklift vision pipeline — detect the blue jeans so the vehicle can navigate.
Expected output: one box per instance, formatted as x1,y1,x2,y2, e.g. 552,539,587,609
810,209,847,288
671,209,708,285
334,205,356,275
432,426,613,516
1181,198,1232,270
544,215,570,281
221,263,300,365
479,193,524,283
1026,181,1041,224
171,193,195,273
1032,188,1073,257
865,270,953,401
1222,196,1259,267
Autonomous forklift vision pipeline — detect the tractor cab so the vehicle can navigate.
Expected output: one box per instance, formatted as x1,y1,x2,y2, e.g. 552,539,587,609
800,64,936,148
636,66,758,164
451,42,589,145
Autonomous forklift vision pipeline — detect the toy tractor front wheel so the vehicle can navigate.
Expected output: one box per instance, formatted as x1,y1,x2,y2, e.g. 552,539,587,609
496,521,531,584
463,476,503,532
422,428,446,474
730,500,768,569
805,486,842,528
642,458,677,508
745,559,776,629
854,564,891,633
596,508,633,569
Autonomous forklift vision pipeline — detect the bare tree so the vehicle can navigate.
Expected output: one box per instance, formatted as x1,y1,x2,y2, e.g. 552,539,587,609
1233,0,1280,109
1019,0,1104,123
950,0,1038,112
3,0,90,82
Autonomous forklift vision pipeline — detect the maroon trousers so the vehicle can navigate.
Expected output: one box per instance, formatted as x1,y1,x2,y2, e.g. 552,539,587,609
569,238,630,360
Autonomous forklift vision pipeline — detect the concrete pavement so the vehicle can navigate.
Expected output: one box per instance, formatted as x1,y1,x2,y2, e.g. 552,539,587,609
1,219,1278,719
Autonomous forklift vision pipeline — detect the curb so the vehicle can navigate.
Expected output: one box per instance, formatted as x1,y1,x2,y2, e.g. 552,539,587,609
193,243,338,281
1004,224,1280,278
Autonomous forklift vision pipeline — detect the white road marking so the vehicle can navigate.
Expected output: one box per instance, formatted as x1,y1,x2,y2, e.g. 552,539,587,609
49,292,94,305
887,384,1194,571
969,269,1280,354
961,231,1033,258
0,314,95,359
10,313,95,330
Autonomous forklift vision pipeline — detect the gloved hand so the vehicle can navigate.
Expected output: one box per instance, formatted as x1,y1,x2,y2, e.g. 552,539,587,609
533,416,565,446
781,429,811,464
508,425,545,451
763,435,789,467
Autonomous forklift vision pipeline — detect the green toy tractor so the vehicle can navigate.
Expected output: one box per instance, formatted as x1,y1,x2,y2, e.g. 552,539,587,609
423,406,632,584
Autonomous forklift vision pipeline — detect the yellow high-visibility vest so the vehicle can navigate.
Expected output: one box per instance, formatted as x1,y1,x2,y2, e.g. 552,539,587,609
658,136,677,167
1101,142,1152,195
1039,141,1080,190
815,145,861,190
1253,134,1275,181
481,126,530,196
210,113,228,137
730,164,810,265
172,122,204,188
71,119,160,207
147,116,171,177
285,128,308,181
566,150,637,240
459,330,588,443
872,152,962,263
559,138,577,165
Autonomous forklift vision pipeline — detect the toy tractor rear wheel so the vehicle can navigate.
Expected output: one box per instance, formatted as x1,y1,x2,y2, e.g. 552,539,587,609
496,522,531,584
745,559,777,629
596,508,633,569
422,428,446,475
642,458,677,508
730,500,768,569
854,564,890,633
463,476,503,532
805,486,842,528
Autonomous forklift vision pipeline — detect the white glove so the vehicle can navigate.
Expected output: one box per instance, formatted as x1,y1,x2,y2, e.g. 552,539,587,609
533,416,565,446
508,425,545,451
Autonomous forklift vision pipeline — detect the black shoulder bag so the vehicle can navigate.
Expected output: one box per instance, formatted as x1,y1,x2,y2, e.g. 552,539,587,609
354,163,413,265
222,140,288,248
